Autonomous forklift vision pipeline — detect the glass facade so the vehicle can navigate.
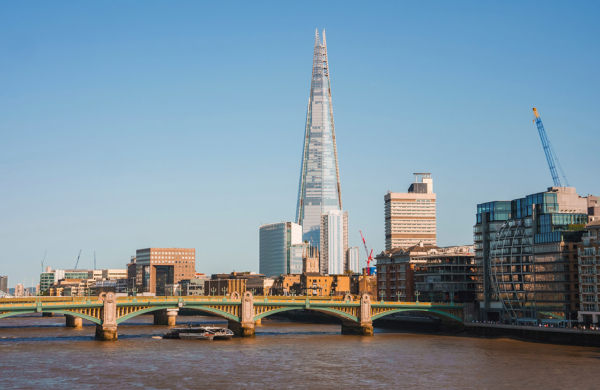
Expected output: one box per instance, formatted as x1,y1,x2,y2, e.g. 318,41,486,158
259,222,302,277
296,30,342,246
475,189,588,322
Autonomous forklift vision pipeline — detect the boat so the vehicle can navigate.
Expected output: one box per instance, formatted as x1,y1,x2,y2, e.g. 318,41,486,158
163,325,234,340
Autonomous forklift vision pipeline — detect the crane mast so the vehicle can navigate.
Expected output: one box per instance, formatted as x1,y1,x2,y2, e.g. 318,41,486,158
359,230,374,276
533,108,569,187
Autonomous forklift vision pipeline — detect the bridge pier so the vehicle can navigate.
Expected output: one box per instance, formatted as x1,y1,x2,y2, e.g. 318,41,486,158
65,314,82,328
341,293,373,336
95,292,118,341
341,320,374,336
228,291,255,337
228,320,255,337
154,309,178,326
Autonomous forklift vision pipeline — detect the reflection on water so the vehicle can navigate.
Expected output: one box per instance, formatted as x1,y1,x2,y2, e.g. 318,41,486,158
1,314,599,389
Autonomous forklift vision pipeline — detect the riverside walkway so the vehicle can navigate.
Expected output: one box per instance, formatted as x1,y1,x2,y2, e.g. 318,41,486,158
0,292,464,340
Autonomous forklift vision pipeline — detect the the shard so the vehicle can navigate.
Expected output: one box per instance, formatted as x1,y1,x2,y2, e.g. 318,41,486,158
296,29,342,247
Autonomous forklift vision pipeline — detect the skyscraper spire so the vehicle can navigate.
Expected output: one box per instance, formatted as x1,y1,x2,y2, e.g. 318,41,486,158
296,29,342,247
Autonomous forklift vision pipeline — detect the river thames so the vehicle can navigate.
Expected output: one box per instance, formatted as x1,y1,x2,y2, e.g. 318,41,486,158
1,314,599,389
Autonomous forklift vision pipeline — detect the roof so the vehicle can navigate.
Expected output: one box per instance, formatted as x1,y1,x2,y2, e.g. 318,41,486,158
586,220,600,229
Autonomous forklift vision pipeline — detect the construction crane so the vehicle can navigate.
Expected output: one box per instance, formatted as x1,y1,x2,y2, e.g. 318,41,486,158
359,231,374,276
533,108,569,187
74,249,82,270
41,250,47,273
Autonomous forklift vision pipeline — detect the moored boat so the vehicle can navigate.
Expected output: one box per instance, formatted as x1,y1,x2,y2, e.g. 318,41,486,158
163,325,234,340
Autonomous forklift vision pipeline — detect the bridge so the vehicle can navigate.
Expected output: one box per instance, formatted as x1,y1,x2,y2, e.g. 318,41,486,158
0,292,464,340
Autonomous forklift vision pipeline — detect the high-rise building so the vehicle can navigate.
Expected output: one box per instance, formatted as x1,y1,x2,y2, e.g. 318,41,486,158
296,29,343,247
385,173,437,251
346,247,360,274
0,276,8,293
474,186,590,323
134,248,196,295
320,210,348,275
14,283,24,297
259,222,302,277
577,220,600,325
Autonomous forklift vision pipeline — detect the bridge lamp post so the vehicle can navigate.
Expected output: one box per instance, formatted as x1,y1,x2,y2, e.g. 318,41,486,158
211,287,216,298
251,288,256,296
429,292,434,303
379,290,385,302
396,291,401,302
415,291,420,303
221,287,228,297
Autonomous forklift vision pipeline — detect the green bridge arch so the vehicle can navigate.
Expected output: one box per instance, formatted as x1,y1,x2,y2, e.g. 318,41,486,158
253,306,358,322
116,305,241,324
0,309,103,325
370,308,463,322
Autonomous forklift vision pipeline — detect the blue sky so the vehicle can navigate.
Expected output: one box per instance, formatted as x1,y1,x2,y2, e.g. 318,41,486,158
1,1,599,287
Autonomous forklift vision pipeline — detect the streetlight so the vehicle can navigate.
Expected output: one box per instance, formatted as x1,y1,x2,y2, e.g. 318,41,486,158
379,290,385,302
429,292,434,303
415,291,420,303
396,291,401,302
211,287,216,298
221,287,228,297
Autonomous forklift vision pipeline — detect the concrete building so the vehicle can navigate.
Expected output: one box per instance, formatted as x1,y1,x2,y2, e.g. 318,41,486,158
475,186,590,323
14,283,24,297
577,220,600,325
88,270,103,280
40,269,65,293
320,210,348,275
588,195,600,222
246,277,275,295
102,269,127,280
134,248,196,295
180,275,209,296
347,246,360,274
259,222,302,277
412,245,478,304
0,276,8,293
385,173,437,251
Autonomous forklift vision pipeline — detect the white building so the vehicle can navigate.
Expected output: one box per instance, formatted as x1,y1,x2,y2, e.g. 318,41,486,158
347,246,360,274
320,210,348,275
385,173,437,250
259,222,302,277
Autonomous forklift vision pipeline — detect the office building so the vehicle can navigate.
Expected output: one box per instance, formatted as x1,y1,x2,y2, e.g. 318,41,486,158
259,222,302,277
0,276,8,293
14,284,24,297
347,247,360,274
385,173,437,251
133,248,196,295
88,270,103,280
475,186,590,323
40,269,65,293
320,210,348,275
577,220,600,325
296,29,343,246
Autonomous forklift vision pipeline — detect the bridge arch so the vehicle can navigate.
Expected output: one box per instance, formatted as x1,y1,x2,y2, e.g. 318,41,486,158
115,305,240,324
370,308,463,323
253,306,358,323
0,309,103,324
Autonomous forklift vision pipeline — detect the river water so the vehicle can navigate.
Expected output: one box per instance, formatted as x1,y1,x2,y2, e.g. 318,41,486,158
1,314,599,389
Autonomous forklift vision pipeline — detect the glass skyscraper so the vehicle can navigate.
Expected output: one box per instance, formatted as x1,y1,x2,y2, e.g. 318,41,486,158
296,29,342,247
